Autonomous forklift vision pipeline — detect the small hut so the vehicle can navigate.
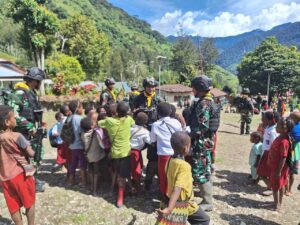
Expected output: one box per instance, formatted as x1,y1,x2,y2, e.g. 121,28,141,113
157,84,192,103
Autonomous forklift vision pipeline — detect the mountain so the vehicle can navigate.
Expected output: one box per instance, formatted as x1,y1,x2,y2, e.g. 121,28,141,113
46,0,169,51
167,22,300,72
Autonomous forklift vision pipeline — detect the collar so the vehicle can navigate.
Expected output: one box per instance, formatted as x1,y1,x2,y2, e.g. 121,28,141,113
14,82,30,90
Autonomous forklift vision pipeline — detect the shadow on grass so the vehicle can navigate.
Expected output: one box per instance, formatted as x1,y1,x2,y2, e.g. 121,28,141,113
37,159,160,215
214,170,266,195
220,213,281,225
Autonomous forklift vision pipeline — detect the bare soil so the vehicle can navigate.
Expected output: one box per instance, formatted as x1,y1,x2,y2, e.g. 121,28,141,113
0,111,299,225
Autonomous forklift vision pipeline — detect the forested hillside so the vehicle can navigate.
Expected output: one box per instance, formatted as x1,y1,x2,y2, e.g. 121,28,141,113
168,22,300,73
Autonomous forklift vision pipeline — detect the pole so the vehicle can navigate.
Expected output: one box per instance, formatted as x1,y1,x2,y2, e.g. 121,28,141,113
267,72,270,105
158,64,161,97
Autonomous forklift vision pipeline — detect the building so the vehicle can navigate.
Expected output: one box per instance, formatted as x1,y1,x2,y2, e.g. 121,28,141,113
157,84,193,103
0,59,25,87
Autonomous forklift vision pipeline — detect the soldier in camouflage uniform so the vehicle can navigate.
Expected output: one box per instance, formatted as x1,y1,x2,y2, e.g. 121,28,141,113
99,78,117,106
12,67,46,192
188,75,215,212
239,88,254,135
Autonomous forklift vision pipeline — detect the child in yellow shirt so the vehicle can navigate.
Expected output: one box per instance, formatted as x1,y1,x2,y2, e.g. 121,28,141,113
157,131,210,225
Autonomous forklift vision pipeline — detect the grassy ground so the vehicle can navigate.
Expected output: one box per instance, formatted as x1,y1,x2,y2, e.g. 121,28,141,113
0,111,299,225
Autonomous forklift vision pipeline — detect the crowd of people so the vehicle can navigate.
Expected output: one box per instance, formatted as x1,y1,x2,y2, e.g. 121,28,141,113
0,67,299,225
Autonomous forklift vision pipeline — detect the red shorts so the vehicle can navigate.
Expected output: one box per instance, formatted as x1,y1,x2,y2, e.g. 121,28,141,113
257,151,270,177
2,173,35,214
130,149,143,181
158,155,171,195
61,143,72,164
269,166,289,191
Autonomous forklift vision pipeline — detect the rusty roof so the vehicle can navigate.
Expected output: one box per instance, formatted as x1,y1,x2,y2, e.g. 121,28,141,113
157,84,192,93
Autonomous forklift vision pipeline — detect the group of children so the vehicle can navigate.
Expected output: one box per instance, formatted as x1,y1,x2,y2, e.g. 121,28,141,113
248,110,300,211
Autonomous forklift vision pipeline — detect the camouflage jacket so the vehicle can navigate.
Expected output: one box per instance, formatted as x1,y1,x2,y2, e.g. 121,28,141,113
189,94,215,154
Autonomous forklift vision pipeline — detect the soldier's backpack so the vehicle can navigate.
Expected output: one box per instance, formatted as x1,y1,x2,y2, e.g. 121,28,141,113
209,101,221,133
60,116,75,145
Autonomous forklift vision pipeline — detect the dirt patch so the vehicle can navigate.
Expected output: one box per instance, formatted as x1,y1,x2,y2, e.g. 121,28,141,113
0,112,299,225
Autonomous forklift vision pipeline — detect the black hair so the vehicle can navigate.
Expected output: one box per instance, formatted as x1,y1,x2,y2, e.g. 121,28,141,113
263,111,280,123
84,106,94,116
117,101,129,117
135,112,148,126
60,105,70,116
80,117,93,133
278,117,294,133
250,131,262,143
171,131,191,156
69,100,80,114
170,104,176,118
157,102,171,118
96,106,106,114
55,112,63,120
0,105,13,130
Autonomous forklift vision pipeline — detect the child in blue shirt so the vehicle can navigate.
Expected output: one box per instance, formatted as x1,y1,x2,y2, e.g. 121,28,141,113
248,132,263,183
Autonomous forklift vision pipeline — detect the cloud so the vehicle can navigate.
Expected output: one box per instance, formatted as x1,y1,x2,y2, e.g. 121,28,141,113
152,2,300,37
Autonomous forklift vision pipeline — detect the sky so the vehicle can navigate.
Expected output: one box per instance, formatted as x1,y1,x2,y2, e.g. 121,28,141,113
107,0,300,37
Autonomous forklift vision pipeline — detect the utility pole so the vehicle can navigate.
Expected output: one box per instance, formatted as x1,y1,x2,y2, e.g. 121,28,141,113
264,67,275,104
156,55,167,98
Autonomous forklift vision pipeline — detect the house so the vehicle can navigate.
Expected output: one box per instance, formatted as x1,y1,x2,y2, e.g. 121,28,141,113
210,88,228,98
0,59,25,86
156,84,193,103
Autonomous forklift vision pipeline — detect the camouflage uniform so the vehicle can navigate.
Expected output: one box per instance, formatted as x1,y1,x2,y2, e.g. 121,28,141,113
12,82,44,163
240,96,254,135
189,94,215,184
99,89,116,106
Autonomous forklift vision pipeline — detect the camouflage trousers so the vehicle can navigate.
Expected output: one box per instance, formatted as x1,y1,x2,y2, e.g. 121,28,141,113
240,114,252,135
191,149,212,184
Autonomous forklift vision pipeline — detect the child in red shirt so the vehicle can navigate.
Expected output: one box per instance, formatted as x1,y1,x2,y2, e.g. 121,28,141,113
0,105,35,225
267,117,294,211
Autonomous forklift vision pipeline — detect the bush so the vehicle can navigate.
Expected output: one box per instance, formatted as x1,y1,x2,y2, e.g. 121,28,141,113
46,53,86,85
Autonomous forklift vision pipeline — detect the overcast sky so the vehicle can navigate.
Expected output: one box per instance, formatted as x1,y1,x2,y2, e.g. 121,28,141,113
108,0,300,37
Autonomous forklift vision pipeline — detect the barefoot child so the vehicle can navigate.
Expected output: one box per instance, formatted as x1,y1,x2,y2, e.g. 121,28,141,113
268,117,294,211
249,132,263,183
0,105,35,225
130,112,151,192
68,100,87,186
98,102,135,207
257,111,279,190
81,117,108,196
157,131,210,225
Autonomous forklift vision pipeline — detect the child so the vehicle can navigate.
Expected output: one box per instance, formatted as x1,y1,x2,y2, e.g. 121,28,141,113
81,117,108,196
151,102,182,195
257,111,279,192
0,105,35,225
248,132,263,183
51,112,67,172
130,112,151,192
98,101,135,207
267,117,294,211
287,112,300,194
59,105,72,178
68,100,87,187
157,131,210,225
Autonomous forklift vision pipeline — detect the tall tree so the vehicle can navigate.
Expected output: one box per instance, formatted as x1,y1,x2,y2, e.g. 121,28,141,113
238,37,300,95
171,37,198,83
200,38,219,73
61,15,110,80
8,0,60,94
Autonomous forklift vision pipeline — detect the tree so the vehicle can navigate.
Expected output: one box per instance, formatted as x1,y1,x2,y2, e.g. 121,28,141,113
61,15,110,80
200,38,219,73
171,37,198,83
8,0,59,69
8,0,60,94
46,53,85,85
237,37,300,95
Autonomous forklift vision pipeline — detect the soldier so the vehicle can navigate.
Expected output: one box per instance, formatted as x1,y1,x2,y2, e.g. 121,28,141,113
133,77,160,190
99,78,117,106
239,88,254,135
13,67,47,192
129,83,140,111
188,75,215,212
